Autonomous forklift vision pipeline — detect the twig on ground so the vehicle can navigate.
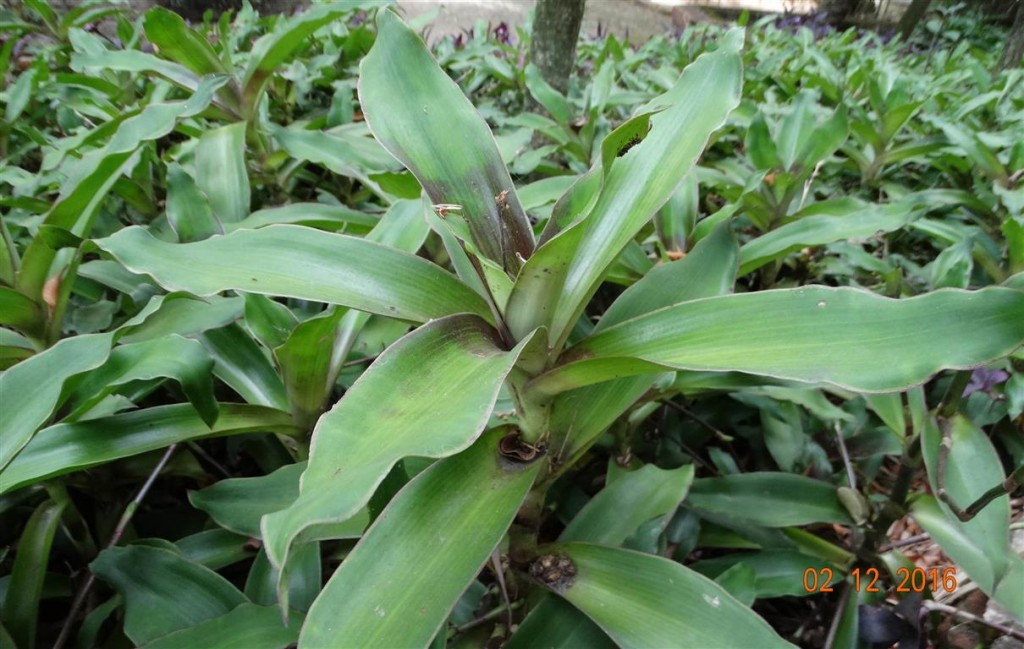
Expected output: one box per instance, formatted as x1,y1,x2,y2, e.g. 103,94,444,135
922,599,1024,640
835,422,857,490
879,532,931,552
53,444,179,649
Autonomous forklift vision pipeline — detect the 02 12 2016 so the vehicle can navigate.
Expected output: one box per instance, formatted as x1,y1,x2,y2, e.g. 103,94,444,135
802,567,958,593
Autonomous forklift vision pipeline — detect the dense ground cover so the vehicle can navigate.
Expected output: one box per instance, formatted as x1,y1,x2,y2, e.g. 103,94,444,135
0,1,1022,647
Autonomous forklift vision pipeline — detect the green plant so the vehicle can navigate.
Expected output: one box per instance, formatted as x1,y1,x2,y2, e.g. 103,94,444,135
2,3,1023,648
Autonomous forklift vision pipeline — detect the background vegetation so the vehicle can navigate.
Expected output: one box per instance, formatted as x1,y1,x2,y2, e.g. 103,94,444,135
0,1,1022,647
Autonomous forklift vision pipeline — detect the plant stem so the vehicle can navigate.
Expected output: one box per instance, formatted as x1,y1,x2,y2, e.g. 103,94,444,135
452,599,524,635
922,600,1024,640
53,444,178,649
823,582,852,649
939,370,972,419
835,422,857,490
879,532,930,552
871,436,921,545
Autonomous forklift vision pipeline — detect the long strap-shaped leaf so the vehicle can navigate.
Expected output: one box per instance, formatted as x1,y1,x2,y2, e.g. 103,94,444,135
686,473,851,527
359,9,534,274
0,332,116,471
261,315,535,588
17,83,226,298
65,335,218,425
299,427,541,647
1,404,297,494
738,201,918,276
510,465,697,649
914,414,1023,615
0,295,245,472
93,225,492,324
242,3,384,113
544,224,740,462
538,543,794,648
1,498,66,649
142,603,301,649
506,30,743,348
532,286,1024,395
91,544,248,646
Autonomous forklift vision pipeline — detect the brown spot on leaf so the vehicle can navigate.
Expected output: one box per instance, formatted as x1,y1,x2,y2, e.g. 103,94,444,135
42,275,60,313
529,553,576,592
498,430,546,464
617,134,643,157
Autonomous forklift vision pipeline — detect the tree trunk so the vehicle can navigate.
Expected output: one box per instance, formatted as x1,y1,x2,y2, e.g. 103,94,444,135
897,0,935,39
529,0,586,95
999,1,1024,70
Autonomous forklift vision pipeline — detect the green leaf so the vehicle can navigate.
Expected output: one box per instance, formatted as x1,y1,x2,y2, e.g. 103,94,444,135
739,201,917,276
562,464,694,545
797,104,848,173
66,335,218,426
776,90,816,170
142,603,300,649
547,223,739,460
299,427,541,647
597,219,738,331
261,315,534,585
242,3,367,111
911,495,1013,607
118,294,244,344
693,549,835,598
0,332,115,471
4,65,37,123
191,463,305,537
535,286,1024,394
16,150,139,299
71,49,202,95
0,330,35,370
539,543,794,648
243,294,299,350
359,9,534,273
166,163,221,242
94,225,491,323
143,8,230,77
916,414,1021,614
507,596,616,649
506,29,743,348
1,404,297,494
198,324,288,409
654,171,699,253
549,374,666,465
746,113,779,170
196,122,250,224
0,287,44,335
0,498,65,649
176,529,254,570
274,308,344,430
228,203,378,233
864,392,906,437
91,544,247,646
686,473,851,526
713,563,757,605
245,543,324,614
525,63,572,124
18,89,223,298
271,124,401,179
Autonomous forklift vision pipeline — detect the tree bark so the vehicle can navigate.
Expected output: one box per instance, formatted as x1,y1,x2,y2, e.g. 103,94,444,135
999,0,1024,70
529,0,586,95
897,0,935,39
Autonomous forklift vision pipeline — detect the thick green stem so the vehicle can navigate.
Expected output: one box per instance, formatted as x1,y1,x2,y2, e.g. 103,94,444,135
508,371,551,445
